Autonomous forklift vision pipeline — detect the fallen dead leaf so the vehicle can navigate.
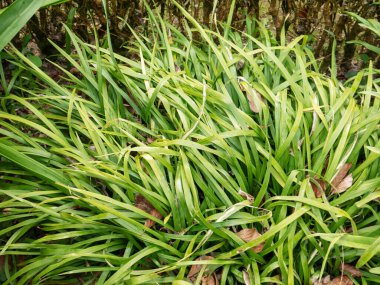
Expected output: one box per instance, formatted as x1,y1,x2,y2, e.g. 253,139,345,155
144,209,163,228
238,189,254,203
332,174,353,194
311,178,326,198
329,275,353,285
135,195,162,228
331,164,352,186
331,164,353,194
202,273,219,285
236,228,264,253
322,275,331,284
312,275,331,285
188,256,214,280
135,194,154,212
340,263,361,277
312,274,354,285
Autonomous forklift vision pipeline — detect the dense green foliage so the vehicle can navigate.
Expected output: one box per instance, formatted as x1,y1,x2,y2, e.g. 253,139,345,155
0,3,379,285
0,0,70,51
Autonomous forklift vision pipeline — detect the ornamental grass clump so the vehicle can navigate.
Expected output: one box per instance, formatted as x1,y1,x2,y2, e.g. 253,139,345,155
0,2,379,284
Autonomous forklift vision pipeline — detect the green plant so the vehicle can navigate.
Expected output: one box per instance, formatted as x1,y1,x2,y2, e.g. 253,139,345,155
0,0,71,51
0,3,379,285
346,11,380,55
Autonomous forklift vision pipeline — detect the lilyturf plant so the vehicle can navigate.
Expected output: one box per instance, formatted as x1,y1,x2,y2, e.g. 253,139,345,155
0,1,379,284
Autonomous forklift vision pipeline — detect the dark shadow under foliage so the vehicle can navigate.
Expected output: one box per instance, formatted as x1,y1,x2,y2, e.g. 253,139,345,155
0,1,379,74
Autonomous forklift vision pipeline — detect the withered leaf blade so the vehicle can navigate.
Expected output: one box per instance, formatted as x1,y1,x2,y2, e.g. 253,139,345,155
243,271,251,285
331,164,352,186
331,164,353,194
329,275,353,285
202,273,219,285
312,275,331,285
144,209,163,228
341,263,361,277
135,194,154,212
331,174,353,194
236,228,264,253
239,81,263,113
188,256,214,280
238,189,254,203
248,95,260,113
311,178,326,198
135,194,162,228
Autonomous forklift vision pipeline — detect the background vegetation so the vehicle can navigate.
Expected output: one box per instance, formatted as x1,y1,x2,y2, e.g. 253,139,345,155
1,0,379,73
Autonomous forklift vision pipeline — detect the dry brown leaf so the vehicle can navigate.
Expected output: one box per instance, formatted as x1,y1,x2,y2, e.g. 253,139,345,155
202,273,219,285
329,275,353,285
144,209,163,228
322,275,332,284
332,174,353,194
312,275,331,285
331,164,352,194
311,178,326,198
147,137,155,144
340,263,361,277
331,164,352,186
135,194,154,212
236,228,264,253
135,195,162,228
238,189,254,203
188,256,214,280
